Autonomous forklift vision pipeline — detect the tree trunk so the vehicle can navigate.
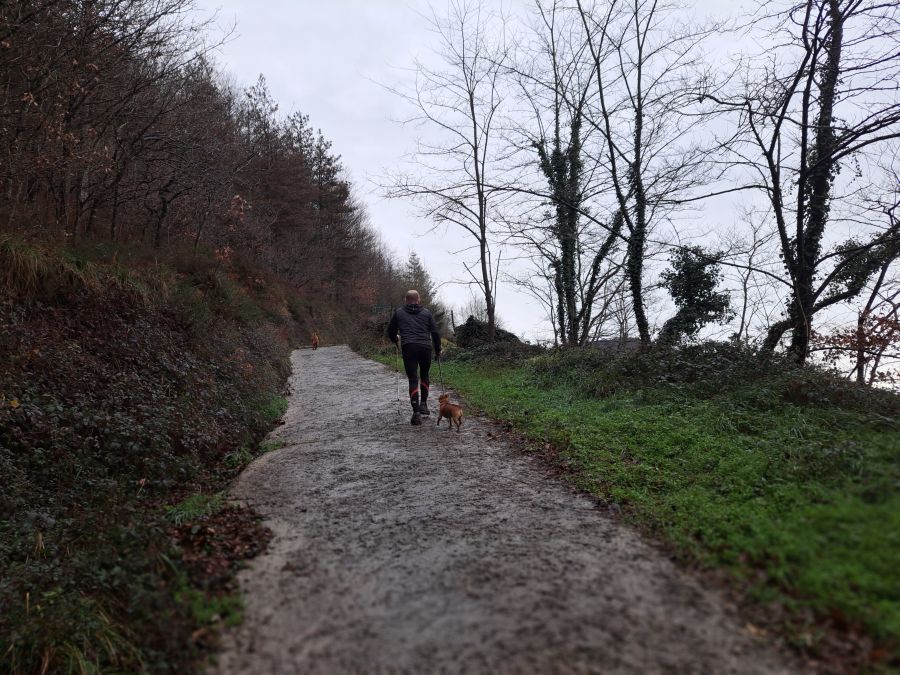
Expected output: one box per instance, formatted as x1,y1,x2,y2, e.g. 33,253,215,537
153,196,169,249
788,0,843,363
479,234,496,342
553,261,566,343
855,311,867,384
193,212,207,252
627,224,650,344
855,259,891,383
536,111,584,346
109,184,119,241
762,318,791,351
630,29,650,346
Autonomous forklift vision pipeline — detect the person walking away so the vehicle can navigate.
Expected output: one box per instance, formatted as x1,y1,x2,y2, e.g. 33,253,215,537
387,290,442,425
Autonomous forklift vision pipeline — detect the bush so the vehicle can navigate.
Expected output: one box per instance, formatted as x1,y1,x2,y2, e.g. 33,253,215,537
529,341,900,417
453,316,523,348
443,340,544,364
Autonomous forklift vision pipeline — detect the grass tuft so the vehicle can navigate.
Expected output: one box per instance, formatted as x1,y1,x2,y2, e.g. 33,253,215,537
180,589,244,629
259,439,286,454
1,593,145,675
0,234,53,296
165,493,225,527
0,234,162,305
224,439,286,471
258,395,288,425
223,446,254,470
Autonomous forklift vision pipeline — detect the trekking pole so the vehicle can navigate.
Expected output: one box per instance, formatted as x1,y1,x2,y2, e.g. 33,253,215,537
395,343,401,399
394,342,403,417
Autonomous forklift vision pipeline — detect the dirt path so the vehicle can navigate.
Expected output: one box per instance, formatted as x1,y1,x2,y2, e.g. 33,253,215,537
213,346,798,674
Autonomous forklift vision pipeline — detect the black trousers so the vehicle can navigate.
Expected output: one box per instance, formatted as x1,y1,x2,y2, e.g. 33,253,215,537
401,343,432,411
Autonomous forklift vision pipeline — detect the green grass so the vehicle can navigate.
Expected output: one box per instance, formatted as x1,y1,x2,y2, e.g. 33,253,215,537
224,439,286,470
224,446,254,470
165,493,225,527
259,439,286,453
1,591,146,674
163,496,246,636
175,583,244,629
427,356,899,651
258,394,288,424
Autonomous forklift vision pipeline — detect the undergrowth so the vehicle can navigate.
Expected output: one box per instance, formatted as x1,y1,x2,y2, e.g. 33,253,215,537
166,494,226,527
0,235,309,673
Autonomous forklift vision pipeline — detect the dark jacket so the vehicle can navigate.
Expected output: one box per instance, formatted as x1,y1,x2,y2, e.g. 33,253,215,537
387,304,441,353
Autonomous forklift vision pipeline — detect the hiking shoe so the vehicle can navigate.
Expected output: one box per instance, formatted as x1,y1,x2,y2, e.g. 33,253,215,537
410,412,423,426
418,402,430,416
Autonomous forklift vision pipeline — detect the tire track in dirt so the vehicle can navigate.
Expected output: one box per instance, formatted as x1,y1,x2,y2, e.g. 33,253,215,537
213,346,799,674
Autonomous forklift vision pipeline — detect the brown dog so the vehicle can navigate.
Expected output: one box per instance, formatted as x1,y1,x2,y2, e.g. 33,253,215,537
436,393,463,433
311,332,319,350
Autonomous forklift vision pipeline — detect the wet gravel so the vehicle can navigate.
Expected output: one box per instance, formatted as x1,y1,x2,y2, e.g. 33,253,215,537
212,346,800,674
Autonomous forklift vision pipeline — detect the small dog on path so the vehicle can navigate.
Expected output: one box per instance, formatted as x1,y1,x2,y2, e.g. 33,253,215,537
436,393,463,433
311,332,319,350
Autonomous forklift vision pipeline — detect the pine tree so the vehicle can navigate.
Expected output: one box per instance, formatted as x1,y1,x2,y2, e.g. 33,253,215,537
401,252,447,333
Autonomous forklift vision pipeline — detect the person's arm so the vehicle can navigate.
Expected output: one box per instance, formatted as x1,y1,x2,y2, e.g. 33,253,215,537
428,312,441,355
387,311,399,344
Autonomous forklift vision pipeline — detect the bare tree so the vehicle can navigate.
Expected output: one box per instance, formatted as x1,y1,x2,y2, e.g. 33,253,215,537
811,155,900,383
0,0,228,237
575,0,721,345
385,0,509,341
712,206,787,344
504,0,625,346
457,291,492,324
707,0,900,362
505,265,561,342
600,280,637,345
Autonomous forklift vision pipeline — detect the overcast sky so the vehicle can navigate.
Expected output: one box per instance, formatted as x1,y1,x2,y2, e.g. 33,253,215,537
196,0,749,341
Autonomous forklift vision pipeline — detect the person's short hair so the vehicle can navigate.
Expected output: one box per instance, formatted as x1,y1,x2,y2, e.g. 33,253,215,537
405,289,420,304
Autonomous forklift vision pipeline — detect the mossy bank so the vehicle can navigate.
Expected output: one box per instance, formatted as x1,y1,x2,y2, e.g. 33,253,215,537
0,236,315,673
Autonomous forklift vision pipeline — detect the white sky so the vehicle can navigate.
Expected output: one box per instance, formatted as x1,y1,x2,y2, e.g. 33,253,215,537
196,0,759,341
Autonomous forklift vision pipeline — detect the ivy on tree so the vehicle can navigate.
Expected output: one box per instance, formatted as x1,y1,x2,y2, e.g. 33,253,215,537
659,247,733,343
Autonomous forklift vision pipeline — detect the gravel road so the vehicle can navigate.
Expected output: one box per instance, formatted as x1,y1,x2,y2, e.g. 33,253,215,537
212,345,799,675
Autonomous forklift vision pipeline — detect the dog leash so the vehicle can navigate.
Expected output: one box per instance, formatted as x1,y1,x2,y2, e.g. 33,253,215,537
437,352,445,395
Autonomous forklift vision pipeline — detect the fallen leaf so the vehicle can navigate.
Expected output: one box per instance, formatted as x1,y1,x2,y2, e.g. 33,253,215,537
744,623,768,638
